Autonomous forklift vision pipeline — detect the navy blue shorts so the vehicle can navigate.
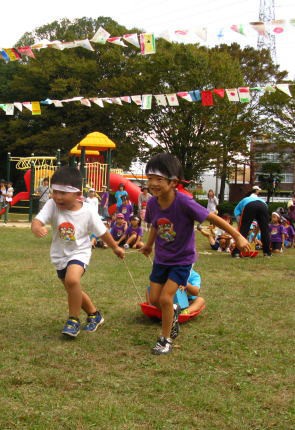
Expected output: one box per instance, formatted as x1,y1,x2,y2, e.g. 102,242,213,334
56,260,87,280
150,263,192,287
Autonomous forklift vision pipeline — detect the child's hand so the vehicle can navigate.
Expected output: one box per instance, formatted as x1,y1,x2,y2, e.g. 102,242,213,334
113,246,125,259
140,245,153,256
235,234,251,252
33,225,48,238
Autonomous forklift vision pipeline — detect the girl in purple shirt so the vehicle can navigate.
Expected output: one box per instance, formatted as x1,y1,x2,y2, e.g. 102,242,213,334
140,153,250,355
269,212,285,253
123,216,144,249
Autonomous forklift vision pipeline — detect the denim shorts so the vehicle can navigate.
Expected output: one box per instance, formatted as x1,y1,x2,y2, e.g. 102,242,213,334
150,263,192,287
56,260,87,280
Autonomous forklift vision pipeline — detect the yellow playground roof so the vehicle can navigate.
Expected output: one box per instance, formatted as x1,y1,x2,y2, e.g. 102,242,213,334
77,132,116,151
69,144,100,157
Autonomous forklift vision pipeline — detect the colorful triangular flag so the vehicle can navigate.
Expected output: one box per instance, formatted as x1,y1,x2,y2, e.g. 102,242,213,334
91,27,111,44
139,33,156,55
32,101,41,115
122,34,140,48
201,90,214,106
177,92,193,102
166,94,179,106
155,95,167,106
131,95,142,105
230,24,246,36
141,94,152,110
276,84,292,97
107,37,127,47
238,87,251,103
225,89,239,102
213,88,225,98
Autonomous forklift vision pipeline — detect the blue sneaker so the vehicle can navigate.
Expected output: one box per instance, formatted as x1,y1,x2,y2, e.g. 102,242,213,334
83,311,104,333
62,318,80,337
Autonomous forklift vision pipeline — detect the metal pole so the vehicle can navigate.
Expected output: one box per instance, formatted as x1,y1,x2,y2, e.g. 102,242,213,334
4,153,11,223
29,161,35,222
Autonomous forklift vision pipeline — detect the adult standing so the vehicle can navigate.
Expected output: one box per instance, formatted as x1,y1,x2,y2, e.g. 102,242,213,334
206,189,219,214
232,187,271,257
36,177,51,211
287,192,295,228
138,184,152,229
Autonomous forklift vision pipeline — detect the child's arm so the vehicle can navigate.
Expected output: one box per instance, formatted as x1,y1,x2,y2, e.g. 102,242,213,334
140,226,157,256
207,213,251,252
31,219,48,238
100,231,125,259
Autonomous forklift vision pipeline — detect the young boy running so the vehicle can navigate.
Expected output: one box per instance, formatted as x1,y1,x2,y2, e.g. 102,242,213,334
141,153,250,355
31,166,124,338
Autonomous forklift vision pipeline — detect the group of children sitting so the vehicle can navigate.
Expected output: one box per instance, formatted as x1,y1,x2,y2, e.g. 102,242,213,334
197,211,295,254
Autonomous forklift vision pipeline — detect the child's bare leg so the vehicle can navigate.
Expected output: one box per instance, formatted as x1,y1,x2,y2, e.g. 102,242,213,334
149,282,163,308
159,279,178,339
62,265,95,318
187,297,205,314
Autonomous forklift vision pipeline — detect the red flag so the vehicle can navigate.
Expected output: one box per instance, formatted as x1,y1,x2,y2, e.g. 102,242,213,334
201,90,214,106
17,46,35,58
213,88,225,98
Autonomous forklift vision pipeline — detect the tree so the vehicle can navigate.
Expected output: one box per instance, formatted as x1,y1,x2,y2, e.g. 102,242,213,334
258,162,283,203
0,19,290,196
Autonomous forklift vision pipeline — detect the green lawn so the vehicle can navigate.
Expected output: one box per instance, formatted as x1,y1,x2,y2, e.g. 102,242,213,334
0,227,294,430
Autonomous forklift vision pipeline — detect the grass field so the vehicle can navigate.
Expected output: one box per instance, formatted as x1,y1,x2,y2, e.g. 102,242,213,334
0,226,294,430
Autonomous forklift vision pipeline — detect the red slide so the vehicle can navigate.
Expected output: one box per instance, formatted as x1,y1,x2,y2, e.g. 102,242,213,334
0,170,31,216
108,173,192,215
109,173,141,214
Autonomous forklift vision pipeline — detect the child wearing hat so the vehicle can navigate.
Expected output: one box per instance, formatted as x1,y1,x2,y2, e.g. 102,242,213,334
110,213,128,247
269,212,285,253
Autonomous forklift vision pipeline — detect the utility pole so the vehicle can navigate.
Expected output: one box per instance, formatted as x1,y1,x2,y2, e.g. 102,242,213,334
257,0,277,64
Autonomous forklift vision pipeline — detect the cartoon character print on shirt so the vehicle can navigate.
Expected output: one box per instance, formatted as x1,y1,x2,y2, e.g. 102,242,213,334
157,217,176,242
58,222,76,241
271,226,279,236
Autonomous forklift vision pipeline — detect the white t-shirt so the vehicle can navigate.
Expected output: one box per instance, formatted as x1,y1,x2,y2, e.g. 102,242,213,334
36,199,106,270
85,196,99,211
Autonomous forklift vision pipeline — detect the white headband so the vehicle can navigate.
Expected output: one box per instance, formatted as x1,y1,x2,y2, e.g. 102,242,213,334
146,169,178,180
52,184,81,193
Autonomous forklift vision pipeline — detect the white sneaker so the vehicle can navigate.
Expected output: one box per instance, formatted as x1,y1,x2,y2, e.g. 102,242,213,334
123,243,129,249
151,337,173,355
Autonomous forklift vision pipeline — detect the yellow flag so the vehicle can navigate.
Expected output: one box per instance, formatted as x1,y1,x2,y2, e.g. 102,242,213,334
139,33,156,55
32,101,41,115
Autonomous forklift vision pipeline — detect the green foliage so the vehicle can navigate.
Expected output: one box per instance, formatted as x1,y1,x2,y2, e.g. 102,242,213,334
0,17,291,184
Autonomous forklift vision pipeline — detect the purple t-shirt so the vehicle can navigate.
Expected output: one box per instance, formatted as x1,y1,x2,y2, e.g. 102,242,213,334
126,225,143,239
284,225,295,240
269,223,284,243
100,191,109,207
118,203,133,222
110,223,126,241
145,192,209,265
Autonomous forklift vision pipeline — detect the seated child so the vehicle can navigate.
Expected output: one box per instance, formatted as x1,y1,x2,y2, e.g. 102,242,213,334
179,268,205,315
282,218,295,248
198,214,234,252
247,220,262,250
123,215,144,249
110,213,127,247
146,268,205,315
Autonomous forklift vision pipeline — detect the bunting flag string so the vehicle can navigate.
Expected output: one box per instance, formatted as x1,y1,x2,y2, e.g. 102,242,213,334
0,83,293,116
0,18,294,63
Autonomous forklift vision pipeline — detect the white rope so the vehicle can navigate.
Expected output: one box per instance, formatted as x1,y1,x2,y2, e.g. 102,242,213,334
123,258,144,302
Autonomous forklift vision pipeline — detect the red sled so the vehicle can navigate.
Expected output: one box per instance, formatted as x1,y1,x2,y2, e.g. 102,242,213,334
240,250,259,258
139,302,205,323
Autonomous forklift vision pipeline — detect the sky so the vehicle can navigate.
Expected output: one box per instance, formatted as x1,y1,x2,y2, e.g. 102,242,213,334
0,0,294,78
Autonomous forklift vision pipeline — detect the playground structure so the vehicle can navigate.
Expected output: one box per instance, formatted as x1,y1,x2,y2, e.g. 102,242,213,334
1,132,142,222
